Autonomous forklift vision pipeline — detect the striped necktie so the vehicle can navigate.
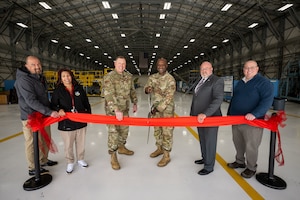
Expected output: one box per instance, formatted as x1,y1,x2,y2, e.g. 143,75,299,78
194,78,205,93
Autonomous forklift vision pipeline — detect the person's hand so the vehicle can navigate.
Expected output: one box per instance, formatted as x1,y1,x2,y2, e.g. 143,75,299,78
58,109,66,116
245,113,256,121
145,86,153,94
197,113,207,123
115,110,123,121
133,104,137,113
50,111,60,118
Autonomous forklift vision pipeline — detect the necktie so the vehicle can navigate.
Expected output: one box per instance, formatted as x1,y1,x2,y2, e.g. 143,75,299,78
194,78,205,93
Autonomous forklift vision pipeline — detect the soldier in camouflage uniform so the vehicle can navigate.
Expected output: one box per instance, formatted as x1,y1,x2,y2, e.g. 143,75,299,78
103,56,138,170
144,58,176,167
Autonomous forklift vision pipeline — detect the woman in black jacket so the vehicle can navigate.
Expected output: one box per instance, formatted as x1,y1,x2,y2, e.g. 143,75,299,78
51,68,91,174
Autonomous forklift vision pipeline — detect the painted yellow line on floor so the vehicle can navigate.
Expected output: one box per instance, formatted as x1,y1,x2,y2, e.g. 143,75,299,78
181,115,264,200
0,132,23,143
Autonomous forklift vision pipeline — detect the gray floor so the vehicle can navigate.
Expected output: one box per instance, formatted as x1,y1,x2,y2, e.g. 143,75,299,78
0,87,299,200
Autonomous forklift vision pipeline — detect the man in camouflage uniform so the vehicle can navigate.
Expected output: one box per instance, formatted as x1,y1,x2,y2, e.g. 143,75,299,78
103,56,138,170
144,58,176,167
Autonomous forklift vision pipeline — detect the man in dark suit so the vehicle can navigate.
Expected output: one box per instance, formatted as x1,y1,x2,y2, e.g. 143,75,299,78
190,61,224,175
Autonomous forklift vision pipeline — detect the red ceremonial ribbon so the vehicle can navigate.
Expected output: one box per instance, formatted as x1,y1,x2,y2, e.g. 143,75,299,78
27,111,286,165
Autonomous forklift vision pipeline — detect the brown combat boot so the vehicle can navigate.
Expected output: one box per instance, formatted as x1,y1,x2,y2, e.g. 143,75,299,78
150,146,163,158
118,145,134,155
110,151,120,170
157,151,171,167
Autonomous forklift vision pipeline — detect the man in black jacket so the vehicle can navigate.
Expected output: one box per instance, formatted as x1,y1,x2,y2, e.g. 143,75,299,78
190,61,224,175
15,55,60,176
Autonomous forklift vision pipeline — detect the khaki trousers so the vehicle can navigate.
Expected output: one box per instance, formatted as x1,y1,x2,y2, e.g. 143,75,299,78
60,127,87,164
22,120,50,170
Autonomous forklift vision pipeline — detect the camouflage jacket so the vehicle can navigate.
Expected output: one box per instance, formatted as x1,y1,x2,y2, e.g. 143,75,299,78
103,70,138,114
144,72,176,112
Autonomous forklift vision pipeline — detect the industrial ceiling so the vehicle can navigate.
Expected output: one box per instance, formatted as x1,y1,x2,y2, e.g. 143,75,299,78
0,0,299,75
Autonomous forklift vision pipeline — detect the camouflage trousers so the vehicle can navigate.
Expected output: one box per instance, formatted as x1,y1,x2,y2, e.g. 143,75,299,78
107,112,129,152
152,105,174,151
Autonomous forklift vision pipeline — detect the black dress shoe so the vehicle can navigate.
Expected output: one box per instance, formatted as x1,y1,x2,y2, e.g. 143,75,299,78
227,161,246,169
198,169,213,175
41,160,58,167
194,159,204,164
28,168,49,176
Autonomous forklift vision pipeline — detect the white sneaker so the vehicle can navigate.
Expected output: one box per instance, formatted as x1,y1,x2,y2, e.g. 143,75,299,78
78,160,88,168
66,163,74,174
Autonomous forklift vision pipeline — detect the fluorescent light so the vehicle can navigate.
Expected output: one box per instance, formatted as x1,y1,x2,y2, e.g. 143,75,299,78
112,13,118,19
212,45,217,49
51,39,58,43
64,22,73,27
277,4,293,11
159,14,166,19
248,23,258,28
222,39,229,43
205,22,213,27
163,2,171,10
86,38,92,42
156,33,161,37
94,45,99,49
65,46,71,49
39,2,52,10
221,3,232,11
189,38,195,42
121,33,126,37
102,1,111,9
16,22,28,28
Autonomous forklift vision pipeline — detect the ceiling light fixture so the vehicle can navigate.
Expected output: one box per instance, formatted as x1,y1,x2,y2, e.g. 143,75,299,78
112,13,119,19
94,45,99,49
65,46,71,49
16,22,28,28
221,3,232,11
159,14,166,19
86,38,92,42
248,23,258,28
51,39,58,43
184,45,188,49
212,45,217,49
64,22,73,27
154,45,158,48
102,1,111,9
200,53,204,56
163,2,171,10
124,45,129,48
121,33,126,37
189,38,195,42
222,39,229,43
277,4,293,11
156,33,161,37
39,2,52,10
205,22,213,27
79,53,84,56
